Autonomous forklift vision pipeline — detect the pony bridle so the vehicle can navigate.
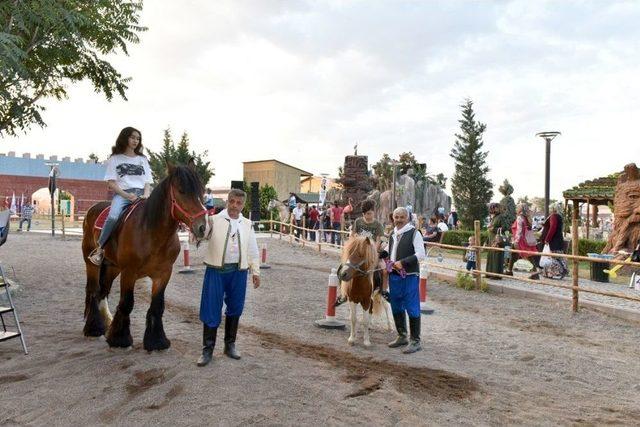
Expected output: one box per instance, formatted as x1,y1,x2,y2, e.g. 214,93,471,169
169,186,210,227
341,259,368,276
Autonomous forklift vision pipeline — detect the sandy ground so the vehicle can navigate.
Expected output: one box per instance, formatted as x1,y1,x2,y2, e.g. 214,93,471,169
1,232,640,426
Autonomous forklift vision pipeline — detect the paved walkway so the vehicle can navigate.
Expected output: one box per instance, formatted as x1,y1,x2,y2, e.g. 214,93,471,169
257,233,640,319
425,252,640,315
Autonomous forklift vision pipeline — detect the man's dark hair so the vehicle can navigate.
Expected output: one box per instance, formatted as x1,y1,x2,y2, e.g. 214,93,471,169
360,199,375,213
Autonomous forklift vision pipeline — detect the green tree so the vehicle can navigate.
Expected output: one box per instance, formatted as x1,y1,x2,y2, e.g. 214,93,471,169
498,179,516,231
259,184,278,219
88,153,100,163
0,1,146,136
517,195,530,206
147,127,214,186
372,153,393,191
449,99,493,229
434,173,447,188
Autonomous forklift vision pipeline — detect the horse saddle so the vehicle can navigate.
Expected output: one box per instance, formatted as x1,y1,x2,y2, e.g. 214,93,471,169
93,200,143,241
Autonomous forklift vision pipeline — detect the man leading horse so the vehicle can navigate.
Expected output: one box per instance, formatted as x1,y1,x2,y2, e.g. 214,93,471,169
387,206,425,354
197,189,261,367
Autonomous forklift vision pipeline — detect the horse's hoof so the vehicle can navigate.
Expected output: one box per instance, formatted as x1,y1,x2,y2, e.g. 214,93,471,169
364,341,372,348
106,334,133,349
143,337,171,352
347,338,355,346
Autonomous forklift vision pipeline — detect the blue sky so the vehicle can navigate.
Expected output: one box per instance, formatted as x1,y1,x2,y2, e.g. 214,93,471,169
3,0,640,201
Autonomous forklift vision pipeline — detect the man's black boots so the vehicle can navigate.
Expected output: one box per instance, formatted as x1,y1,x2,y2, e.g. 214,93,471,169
224,316,241,360
196,324,217,367
388,312,409,348
403,316,422,354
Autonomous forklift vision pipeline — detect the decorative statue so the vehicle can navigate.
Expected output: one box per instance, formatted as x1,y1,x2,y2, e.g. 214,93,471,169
603,163,640,258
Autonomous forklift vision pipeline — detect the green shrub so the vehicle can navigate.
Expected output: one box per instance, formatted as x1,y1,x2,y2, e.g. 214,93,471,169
456,272,476,290
441,230,489,247
480,279,489,292
576,239,607,257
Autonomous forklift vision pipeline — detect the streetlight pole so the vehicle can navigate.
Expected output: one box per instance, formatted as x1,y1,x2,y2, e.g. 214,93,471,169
390,160,398,212
45,162,59,237
535,131,561,219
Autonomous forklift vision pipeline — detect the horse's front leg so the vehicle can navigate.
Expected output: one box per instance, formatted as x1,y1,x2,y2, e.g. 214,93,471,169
363,307,372,347
347,302,357,345
106,271,136,348
143,270,172,351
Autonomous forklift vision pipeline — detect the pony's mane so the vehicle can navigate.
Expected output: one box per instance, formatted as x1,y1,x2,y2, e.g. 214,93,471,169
143,165,204,229
341,236,377,268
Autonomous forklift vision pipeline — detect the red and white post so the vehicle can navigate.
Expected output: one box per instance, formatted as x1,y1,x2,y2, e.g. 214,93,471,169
314,268,345,329
419,261,434,315
260,242,271,269
178,231,195,274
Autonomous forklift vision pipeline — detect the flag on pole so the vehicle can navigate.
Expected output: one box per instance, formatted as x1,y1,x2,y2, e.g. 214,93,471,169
48,167,57,196
10,192,16,214
18,192,24,214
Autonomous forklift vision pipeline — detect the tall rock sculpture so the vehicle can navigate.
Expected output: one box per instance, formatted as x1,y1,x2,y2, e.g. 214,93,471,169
341,155,373,213
604,163,640,257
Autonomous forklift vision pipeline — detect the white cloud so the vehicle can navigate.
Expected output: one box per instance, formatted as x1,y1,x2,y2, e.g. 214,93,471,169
3,0,640,202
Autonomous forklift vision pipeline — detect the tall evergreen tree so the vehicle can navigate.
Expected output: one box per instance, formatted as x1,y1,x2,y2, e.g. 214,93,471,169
147,127,214,186
449,99,493,229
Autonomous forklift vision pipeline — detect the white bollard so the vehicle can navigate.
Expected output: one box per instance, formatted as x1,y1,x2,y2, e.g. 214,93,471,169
419,260,434,315
177,231,195,274
314,268,346,329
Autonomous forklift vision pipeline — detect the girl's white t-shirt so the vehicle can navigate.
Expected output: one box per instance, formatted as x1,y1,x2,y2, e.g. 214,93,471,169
104,154,153,190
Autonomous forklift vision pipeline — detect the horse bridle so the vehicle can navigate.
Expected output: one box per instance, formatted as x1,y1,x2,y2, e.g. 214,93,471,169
169,186,211,227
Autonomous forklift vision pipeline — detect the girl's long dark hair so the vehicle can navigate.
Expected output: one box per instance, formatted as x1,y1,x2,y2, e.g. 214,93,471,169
111,126,144,156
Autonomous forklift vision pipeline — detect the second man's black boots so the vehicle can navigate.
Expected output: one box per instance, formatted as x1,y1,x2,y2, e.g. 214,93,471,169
196,324,217,367
403,316,422,354
224,316,241,360
388,312,409,348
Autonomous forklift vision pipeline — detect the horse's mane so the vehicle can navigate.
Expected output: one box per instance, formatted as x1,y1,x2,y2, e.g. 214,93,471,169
143,165,204,229
341,236,377,268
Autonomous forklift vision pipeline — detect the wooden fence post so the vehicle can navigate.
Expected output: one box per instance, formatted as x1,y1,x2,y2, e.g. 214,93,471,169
61,213,66,240
270,211,273,238
571,217,579,312
474,220,482,290
302,217,307,242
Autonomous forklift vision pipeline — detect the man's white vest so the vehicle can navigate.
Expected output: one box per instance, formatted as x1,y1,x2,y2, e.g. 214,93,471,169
204,214,259,275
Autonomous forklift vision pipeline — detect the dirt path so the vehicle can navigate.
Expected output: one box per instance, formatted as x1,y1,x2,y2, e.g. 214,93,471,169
1,233,639,425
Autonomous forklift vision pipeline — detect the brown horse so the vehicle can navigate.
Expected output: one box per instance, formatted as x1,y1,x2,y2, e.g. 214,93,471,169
337,236,379,347
81,160,208,351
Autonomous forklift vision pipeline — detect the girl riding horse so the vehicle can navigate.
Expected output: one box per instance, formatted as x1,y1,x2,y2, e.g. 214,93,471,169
88,126,152,265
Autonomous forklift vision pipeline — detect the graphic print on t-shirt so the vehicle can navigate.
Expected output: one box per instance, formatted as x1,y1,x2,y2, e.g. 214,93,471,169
116,163,145,178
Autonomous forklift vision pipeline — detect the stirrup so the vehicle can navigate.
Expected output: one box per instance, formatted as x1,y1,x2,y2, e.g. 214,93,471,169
334,296,347,307
88,248,104,265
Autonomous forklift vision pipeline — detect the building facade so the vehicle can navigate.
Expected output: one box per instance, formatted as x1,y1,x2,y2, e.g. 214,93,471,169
242,159,312,201
0,152,108,215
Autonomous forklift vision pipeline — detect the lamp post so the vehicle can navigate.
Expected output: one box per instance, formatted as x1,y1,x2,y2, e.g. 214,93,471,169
535,131,561,219
45,162,59,237
390,160,399,212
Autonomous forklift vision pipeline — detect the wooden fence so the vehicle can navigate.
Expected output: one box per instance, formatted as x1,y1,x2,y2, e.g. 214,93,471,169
257,217,640,313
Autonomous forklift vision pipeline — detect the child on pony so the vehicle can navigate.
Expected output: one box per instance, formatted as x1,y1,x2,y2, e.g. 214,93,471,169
88,127,152,265
335,199,390,306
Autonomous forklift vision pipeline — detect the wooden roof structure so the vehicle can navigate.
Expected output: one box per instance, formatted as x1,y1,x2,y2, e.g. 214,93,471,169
562,173,620,206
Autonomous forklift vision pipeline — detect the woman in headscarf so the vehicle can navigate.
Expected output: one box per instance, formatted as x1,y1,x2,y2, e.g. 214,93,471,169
485,203,505,279
508,203,539,278
539,203,569,279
